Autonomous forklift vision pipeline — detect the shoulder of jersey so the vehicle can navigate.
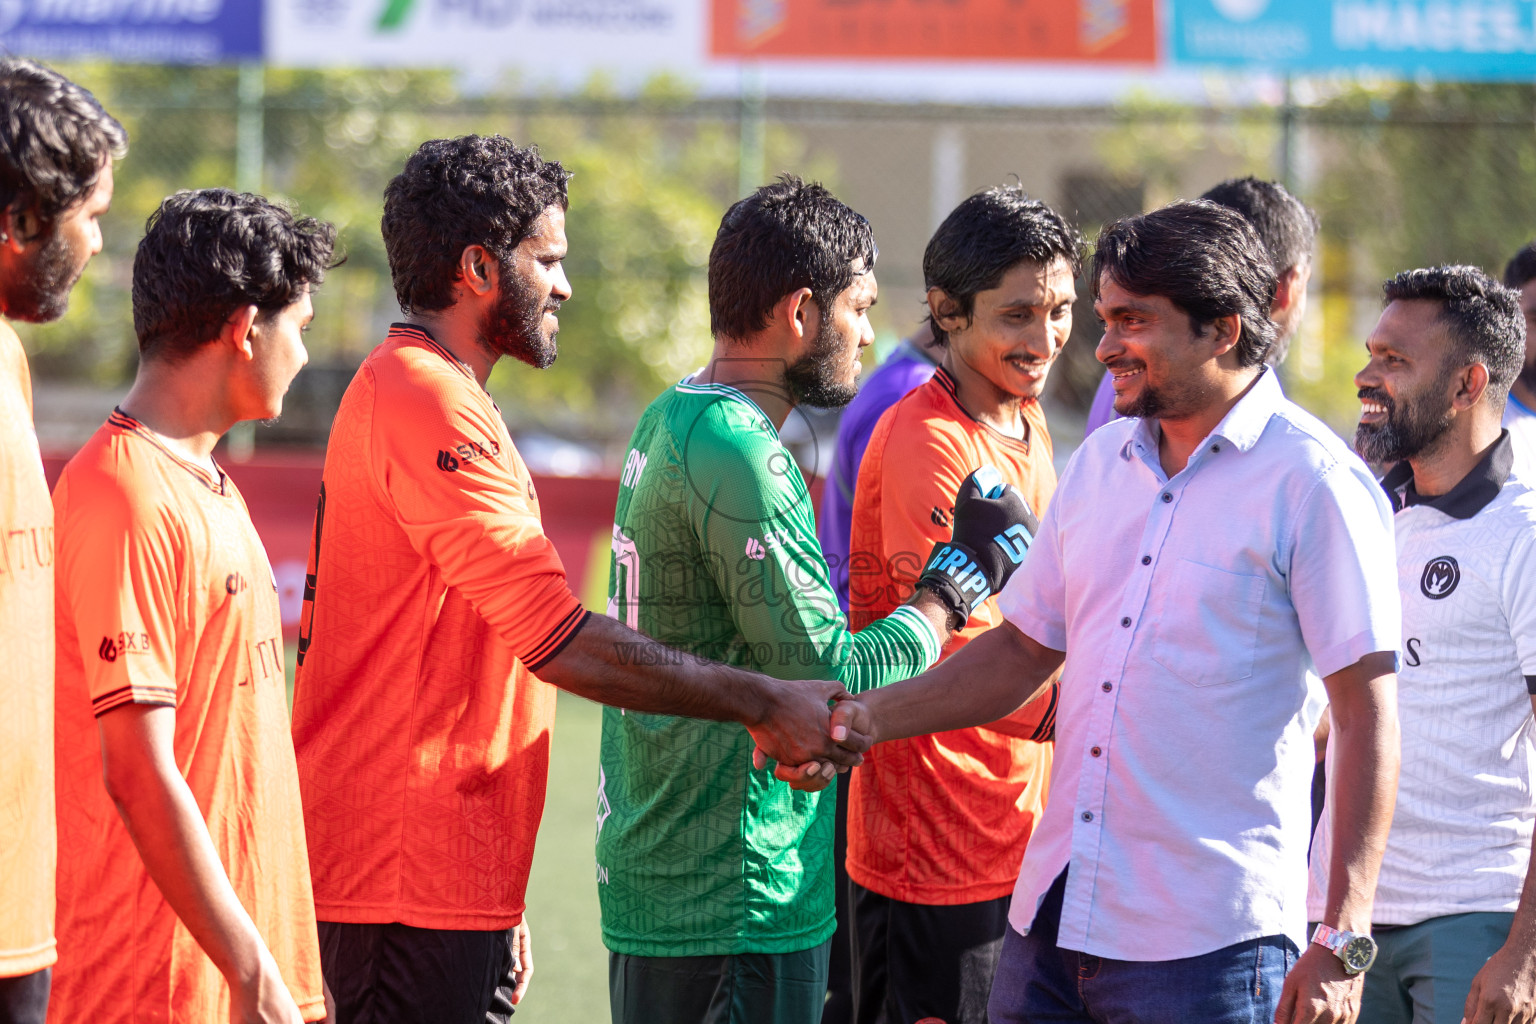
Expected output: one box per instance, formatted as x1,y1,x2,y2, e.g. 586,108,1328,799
667,381,778,450
876,380,971,455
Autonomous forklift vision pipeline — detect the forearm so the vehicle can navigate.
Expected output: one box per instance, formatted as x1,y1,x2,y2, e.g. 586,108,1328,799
1319,653,1400,933
103,730,270,989
863,622,1061,742
540,612,772,725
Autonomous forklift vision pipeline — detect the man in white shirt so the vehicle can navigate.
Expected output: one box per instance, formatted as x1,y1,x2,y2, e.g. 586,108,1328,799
1500,245,1536,481
1310,265,1536,1024
818,200,1402,1024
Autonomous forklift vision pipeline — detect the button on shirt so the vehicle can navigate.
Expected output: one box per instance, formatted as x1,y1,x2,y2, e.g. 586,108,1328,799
997,368,1400,961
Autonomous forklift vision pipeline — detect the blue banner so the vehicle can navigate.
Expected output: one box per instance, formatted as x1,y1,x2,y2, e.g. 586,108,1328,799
1171,0,1536,78
0,0,261,64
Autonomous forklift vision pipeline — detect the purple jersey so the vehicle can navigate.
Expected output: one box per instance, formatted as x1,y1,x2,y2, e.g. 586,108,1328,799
818,339,938,612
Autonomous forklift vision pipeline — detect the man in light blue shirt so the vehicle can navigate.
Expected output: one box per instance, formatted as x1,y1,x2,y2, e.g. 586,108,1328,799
822,201,1401,1024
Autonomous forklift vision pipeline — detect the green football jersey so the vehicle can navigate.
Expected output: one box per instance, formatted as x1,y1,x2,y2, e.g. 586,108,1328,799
596,378,941,957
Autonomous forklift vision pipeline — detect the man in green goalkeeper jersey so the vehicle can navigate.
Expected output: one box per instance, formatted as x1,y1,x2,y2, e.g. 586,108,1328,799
598,176,1040,1024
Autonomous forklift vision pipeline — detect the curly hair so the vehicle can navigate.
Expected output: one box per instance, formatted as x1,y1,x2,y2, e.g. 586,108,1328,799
1092,200,1278,369
133,189,339,361
1200,177,1317,274
923,186,1083,345
381,135,570,314
0,59,126,232
1383,265,1525,400
708,175,876,341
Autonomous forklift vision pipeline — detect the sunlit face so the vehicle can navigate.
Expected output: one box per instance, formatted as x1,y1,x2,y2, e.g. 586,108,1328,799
1353,298,1458,464
1094,275,1219,422
244,289,313,421
1,161,113,323
784,261,876,409
483,205,572,370
942,256,1075,402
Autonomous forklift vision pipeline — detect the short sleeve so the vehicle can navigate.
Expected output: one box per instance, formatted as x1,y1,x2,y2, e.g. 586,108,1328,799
54,471,181,715
995,461,1070,653
371,370,588,670
1502,517,1536,688
1288,460,1402,679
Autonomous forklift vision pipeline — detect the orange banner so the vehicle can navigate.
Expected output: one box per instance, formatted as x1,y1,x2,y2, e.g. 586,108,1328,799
710,0,1158,61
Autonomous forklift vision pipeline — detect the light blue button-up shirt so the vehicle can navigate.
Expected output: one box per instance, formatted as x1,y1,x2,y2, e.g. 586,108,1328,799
997,368,1400,961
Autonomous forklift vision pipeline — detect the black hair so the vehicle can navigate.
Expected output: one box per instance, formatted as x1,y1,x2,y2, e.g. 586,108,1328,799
1199,177,1318,274
1503,242,1536,291
708,175,876,340
923,186,1082,345
1092,200,1278,369
1382,265,1524,400
133,188,339,361
382,135,570,314
0,58,127,232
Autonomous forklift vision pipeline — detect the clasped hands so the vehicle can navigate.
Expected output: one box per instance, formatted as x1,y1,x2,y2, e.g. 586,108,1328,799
747,688,874,792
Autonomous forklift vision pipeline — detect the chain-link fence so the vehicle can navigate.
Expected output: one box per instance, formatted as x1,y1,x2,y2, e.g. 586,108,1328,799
20,68,1536,468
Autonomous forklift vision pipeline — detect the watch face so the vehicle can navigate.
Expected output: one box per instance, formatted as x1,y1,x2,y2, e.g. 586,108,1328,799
1342,935,1377,973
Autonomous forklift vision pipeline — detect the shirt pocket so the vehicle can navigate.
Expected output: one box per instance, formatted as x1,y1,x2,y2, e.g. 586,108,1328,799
1150,558,1266,687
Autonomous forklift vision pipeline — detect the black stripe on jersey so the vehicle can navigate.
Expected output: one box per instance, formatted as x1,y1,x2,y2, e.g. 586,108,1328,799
92,685,178,717
525,607,592,672
1030,681,1059,743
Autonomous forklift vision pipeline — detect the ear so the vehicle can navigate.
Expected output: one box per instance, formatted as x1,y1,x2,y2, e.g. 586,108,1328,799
1273,263,1310,320
0,204,32,254
777,287,816,341
457,245,497,298
926,288,965,333
1207,313,1243,358
222,304,260,360
1453,361,1490,411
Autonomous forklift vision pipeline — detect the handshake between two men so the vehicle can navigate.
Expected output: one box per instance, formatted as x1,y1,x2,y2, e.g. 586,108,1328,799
747,466,1051,790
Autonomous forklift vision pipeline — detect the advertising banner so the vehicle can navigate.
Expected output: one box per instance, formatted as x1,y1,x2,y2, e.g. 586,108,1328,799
267,0,703,78
0,0,261,63
710,0,1157,62
1171,0,1536,78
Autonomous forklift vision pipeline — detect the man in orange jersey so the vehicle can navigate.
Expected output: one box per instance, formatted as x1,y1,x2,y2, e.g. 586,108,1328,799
0,59,124,1024
52,189,337,1024
845,187,1078,1024
293,136,866,1024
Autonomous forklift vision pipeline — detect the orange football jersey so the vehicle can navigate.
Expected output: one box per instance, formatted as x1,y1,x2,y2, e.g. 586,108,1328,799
0,323,55,979
51,410,324,1021
847,366,1058,904
292,324,588,931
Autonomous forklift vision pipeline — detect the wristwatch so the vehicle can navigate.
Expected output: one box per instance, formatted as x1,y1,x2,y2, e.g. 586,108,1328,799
1311,923,1378,975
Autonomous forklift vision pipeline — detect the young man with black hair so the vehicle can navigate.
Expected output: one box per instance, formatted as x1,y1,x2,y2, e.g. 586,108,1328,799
51,189,337,1024
1309,266,1536,1024
1500,243,1536,480
293,141,876,1024
597,176,1038,1024
1085,176,1317,435
823,200,1402,1024
843,186,1078,1024
0,57,124,1024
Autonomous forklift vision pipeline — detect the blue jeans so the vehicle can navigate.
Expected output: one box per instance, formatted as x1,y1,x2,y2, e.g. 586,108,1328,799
988,871,1299,1024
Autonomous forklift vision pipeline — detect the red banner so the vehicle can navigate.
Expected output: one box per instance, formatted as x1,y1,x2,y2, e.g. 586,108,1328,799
710,0,1158,61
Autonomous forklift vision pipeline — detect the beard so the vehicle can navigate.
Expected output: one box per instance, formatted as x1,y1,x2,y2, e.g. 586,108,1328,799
783,309,859,409
479,260,559,370
1354,384,1454,464
4,228,84,323
1111,363,1213,421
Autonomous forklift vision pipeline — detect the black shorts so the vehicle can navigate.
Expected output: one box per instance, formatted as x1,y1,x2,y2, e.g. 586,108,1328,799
319,921,517,1024
609,940,832,1024
849,882,1010,1024
0,968,49,1024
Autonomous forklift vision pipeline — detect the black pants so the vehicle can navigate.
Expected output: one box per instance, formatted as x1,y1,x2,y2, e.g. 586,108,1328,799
0,968,48,1024
823,770,853,1024
850,882,1010,1024
319,921,516,1024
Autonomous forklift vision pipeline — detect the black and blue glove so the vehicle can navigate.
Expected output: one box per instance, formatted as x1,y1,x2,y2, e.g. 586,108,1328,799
917,466,1039,631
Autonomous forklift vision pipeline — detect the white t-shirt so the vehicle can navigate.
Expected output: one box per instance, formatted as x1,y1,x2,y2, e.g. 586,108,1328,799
1309,433,1536,924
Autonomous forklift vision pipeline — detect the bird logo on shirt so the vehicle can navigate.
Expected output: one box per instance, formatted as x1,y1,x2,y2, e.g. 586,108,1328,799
1420,556,1460,600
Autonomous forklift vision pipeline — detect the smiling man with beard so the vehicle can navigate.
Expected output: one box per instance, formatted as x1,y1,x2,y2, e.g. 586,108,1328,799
1310,266,1536,1024
597,177,1039,1024
292,144,877,1024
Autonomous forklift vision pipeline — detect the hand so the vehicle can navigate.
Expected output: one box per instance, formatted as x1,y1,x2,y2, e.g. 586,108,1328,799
230,950,305,1024
1462,940,1536,1024
1274,944,1362,1024
510,917,535,1006
917,466,1038,627
744,678,866,771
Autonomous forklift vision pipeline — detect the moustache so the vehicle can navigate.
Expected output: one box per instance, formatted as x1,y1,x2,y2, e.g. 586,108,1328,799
1357,387,1394,410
